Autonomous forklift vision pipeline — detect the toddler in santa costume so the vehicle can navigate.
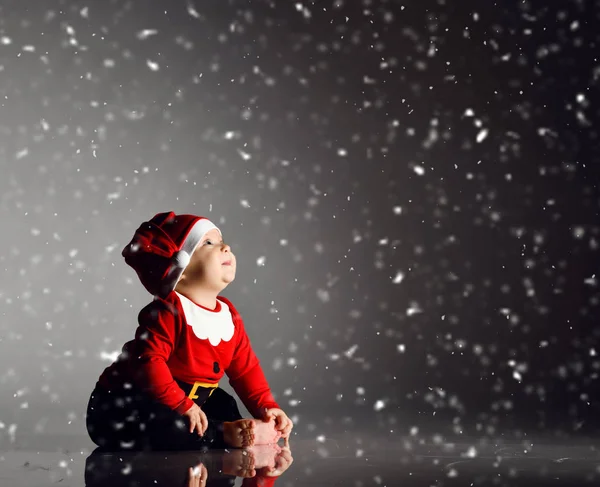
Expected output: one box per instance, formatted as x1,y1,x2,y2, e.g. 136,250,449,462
86,211,293,451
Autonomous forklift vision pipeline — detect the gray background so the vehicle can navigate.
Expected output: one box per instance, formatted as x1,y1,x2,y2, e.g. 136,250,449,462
0,0,599,447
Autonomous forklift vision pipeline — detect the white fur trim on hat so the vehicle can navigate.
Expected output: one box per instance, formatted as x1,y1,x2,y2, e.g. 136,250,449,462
179,218,221,261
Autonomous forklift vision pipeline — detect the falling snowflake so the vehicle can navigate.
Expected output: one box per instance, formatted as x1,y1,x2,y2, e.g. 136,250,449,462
100,350,120,362
392,271,405,284
476,128,489,143
374,399,386,411
15,148,29,159
187,2,201,18
316,289,330,302
146,60,160,71
237,149,251,160
464,446,478,458
406,305,422,316
137,29,158,40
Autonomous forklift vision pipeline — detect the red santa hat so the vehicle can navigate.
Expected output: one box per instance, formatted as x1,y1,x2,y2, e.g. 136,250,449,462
122,211,221,298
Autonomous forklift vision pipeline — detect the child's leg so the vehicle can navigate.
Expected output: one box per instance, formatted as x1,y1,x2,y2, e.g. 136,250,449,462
86,384,223,451
146,415,224,451
201,388,243,421
85,385,151,451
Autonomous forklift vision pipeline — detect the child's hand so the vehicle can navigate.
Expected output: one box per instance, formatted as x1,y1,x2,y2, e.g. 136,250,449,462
183,402,208,436
262,408,293,439
186,463,208,487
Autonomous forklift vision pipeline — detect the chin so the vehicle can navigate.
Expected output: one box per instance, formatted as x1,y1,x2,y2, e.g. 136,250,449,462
220,277,235,289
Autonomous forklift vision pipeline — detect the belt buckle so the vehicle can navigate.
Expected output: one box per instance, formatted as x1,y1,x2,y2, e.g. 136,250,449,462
188,381,218,400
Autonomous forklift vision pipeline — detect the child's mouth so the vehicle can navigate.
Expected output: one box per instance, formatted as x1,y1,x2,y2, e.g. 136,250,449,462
222,261,232,266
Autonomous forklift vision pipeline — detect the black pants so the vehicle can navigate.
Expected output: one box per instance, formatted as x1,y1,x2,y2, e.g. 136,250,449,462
85,382,243,451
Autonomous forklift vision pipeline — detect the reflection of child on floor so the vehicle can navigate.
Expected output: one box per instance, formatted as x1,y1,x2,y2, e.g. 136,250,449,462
85,212,293,451
188,445,294,487
84,444,294,487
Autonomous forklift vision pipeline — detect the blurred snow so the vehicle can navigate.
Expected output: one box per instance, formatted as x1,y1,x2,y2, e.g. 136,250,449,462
0,0,598,448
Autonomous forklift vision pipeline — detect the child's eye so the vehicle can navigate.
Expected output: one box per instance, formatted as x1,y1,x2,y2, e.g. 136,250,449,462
204,240,213,245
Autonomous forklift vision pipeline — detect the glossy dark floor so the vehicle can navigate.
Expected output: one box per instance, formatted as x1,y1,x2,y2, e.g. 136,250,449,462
2,432,600,486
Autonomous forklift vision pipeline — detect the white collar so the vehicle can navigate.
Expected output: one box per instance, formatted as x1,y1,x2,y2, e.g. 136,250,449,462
175,292,235,346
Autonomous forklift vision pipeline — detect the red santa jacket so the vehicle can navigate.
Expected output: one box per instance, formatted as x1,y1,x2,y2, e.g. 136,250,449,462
98,291,280,417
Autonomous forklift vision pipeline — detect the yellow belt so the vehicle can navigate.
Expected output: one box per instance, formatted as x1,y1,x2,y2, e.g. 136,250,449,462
188,381,219,400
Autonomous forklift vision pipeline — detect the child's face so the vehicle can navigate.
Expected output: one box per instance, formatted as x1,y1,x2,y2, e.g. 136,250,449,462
182,228,236,291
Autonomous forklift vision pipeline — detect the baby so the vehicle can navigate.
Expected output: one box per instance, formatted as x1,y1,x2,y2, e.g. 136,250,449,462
86,211,293,450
